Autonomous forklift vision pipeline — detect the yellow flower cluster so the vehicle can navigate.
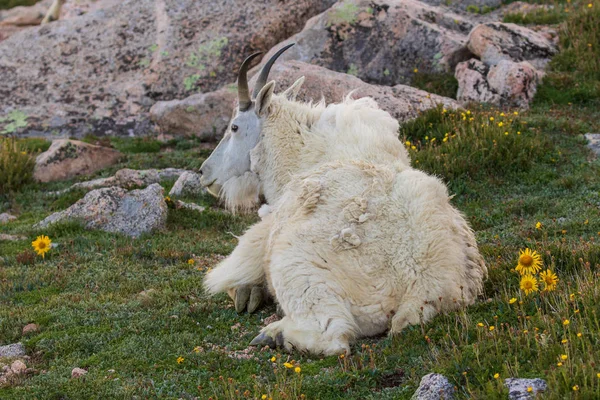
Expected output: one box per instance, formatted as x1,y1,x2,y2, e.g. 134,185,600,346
513,249,559,296
32,235,52,258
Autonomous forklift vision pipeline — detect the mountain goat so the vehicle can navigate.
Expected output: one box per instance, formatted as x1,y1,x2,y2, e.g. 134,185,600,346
200,44,487,355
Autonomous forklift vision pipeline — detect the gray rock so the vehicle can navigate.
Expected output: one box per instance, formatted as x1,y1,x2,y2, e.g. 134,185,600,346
0,213,17,224
0,343,26,358
412,373,455,400
175,200,205,213
169,171,205,197
504,378,547,400
0,0,336,136
35,184,167,238
585,133,600,156
71,367,88,378
0,234,27,242
467,22,558,70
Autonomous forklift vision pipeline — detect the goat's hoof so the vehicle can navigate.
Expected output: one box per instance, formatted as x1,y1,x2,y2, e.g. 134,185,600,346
235,286,251,313
247,286,264,314
250,332,277,349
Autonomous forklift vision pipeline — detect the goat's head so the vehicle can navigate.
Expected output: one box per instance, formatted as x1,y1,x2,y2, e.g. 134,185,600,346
199,43,301,212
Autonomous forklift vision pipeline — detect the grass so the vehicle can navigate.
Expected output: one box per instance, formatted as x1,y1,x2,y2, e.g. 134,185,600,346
0,0,38,10
1,1,600,398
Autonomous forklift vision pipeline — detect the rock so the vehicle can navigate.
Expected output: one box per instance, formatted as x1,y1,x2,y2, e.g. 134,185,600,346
455,58,540,108
422,0,503,13
0,234,26,242
169,172,205,197
22,324,39,335
156,60,458,136
175,200,205,213
467,22,558,69
0,0,50,27
71,367,88,378
0,213,17,224
0,343,26,358
412,373,455,400
0,0,336,136
585,133,600,157
34,140,122,183
258,0,480,87
504,378,547,400
10,360,27,374
150,87,236,140
35,184,167,238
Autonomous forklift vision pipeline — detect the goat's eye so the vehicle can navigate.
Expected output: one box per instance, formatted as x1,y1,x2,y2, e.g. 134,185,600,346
231,124,239,132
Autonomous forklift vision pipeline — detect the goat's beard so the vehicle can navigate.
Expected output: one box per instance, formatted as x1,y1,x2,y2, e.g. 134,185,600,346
218,171,262,214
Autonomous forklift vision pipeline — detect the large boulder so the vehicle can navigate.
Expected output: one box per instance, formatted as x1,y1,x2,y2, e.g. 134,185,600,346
0,0,337,137
35,184,167,237
34,140,122,183
412,373,455,400
152,60,458,137
256,0,483,87
455,58,540,108
467,22,558,69
504,378,547,400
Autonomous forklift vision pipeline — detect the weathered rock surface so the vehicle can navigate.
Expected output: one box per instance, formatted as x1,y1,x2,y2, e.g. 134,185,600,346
71,367,88,378
0,0,336,136
168,171,205,197
22,324,39,335
467,22,557,69
504,378,547,400
34,140,122,183
0,343,26,358
153,60,458,137
61,168,190,193
585,133,600,157
0,234,26,242
455,58,540,108
412,373,455,400
35,184,167,238
0,213,17,224
150,87,236,140
0,359,28,387
259,0,481,87
175,200,205,213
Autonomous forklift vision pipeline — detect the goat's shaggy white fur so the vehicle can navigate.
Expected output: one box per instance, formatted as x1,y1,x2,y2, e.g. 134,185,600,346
205,87,487,355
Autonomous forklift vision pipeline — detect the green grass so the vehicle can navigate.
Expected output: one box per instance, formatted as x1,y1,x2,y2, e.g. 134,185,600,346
411,72,458,99
0,0,38,10
1,1,600,398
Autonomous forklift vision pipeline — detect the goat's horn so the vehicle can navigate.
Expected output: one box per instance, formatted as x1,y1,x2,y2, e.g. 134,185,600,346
238,52,263,111
252,43,295,99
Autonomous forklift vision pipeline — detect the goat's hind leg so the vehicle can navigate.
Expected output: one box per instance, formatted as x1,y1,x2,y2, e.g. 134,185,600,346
204,217,272,313
250,251,357,355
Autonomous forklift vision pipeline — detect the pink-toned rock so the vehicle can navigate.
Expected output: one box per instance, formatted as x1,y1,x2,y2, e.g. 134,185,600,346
10,360,27,374
34,140,122,183
455,58,540,108
150,87,236,140
22,323,39,335
0,1,50,27
258,0,481,86
467,22,557,69
0,213,16,224
71,367,87,378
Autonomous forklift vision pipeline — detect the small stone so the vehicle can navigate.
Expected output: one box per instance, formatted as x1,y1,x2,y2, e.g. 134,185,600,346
0,234,26,242
10,360,27,374
412,373,455,400
585,133,600,156
71,367,88,378
0,213,17,224
22,323,39,335
169,171,205,197
0,343,26,358
175,200,205,213
504,378,547,399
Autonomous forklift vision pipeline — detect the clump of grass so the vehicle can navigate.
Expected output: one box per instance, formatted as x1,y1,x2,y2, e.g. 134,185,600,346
411,72,458,99
110,137,162,153
0,136,36,194
503,8,567,25
400,105,551,182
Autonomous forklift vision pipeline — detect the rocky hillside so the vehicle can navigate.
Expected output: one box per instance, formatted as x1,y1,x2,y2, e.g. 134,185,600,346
1,0,559,139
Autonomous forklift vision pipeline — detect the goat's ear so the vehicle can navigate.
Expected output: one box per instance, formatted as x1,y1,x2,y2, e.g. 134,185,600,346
255,81,276,117
282,76,305,101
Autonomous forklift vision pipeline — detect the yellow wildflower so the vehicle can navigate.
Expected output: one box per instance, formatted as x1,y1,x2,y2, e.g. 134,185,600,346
493,373,500,379
283,362,293,369
577,332,582,338
517,131,521,135
563,319,570,326
562,339,568,344
509,298,517,304
498,122,503,127
32,235,52,258
414,68,419,73
477,322,484,327
520,275,538,295
557,362,563,367
193,346,201,353
561,354,568,360
188,259,195,265
405,140,411,146
262,396,267,400
270,356,276,362
489,326,495,331
588,3,592,7
527,387,533,393
295,367,301,373
573,385,579,391
515,248,543,275
535,221,542,230
490,117,494,121
539,269,558,292
500,112,505,117
513,111,518,115
177,356,184,364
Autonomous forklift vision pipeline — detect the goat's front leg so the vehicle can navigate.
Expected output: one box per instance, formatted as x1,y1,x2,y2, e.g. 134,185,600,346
204,215,272,313
41,0,65,24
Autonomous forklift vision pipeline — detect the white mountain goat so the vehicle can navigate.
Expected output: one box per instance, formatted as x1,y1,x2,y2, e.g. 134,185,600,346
200,44,487,355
